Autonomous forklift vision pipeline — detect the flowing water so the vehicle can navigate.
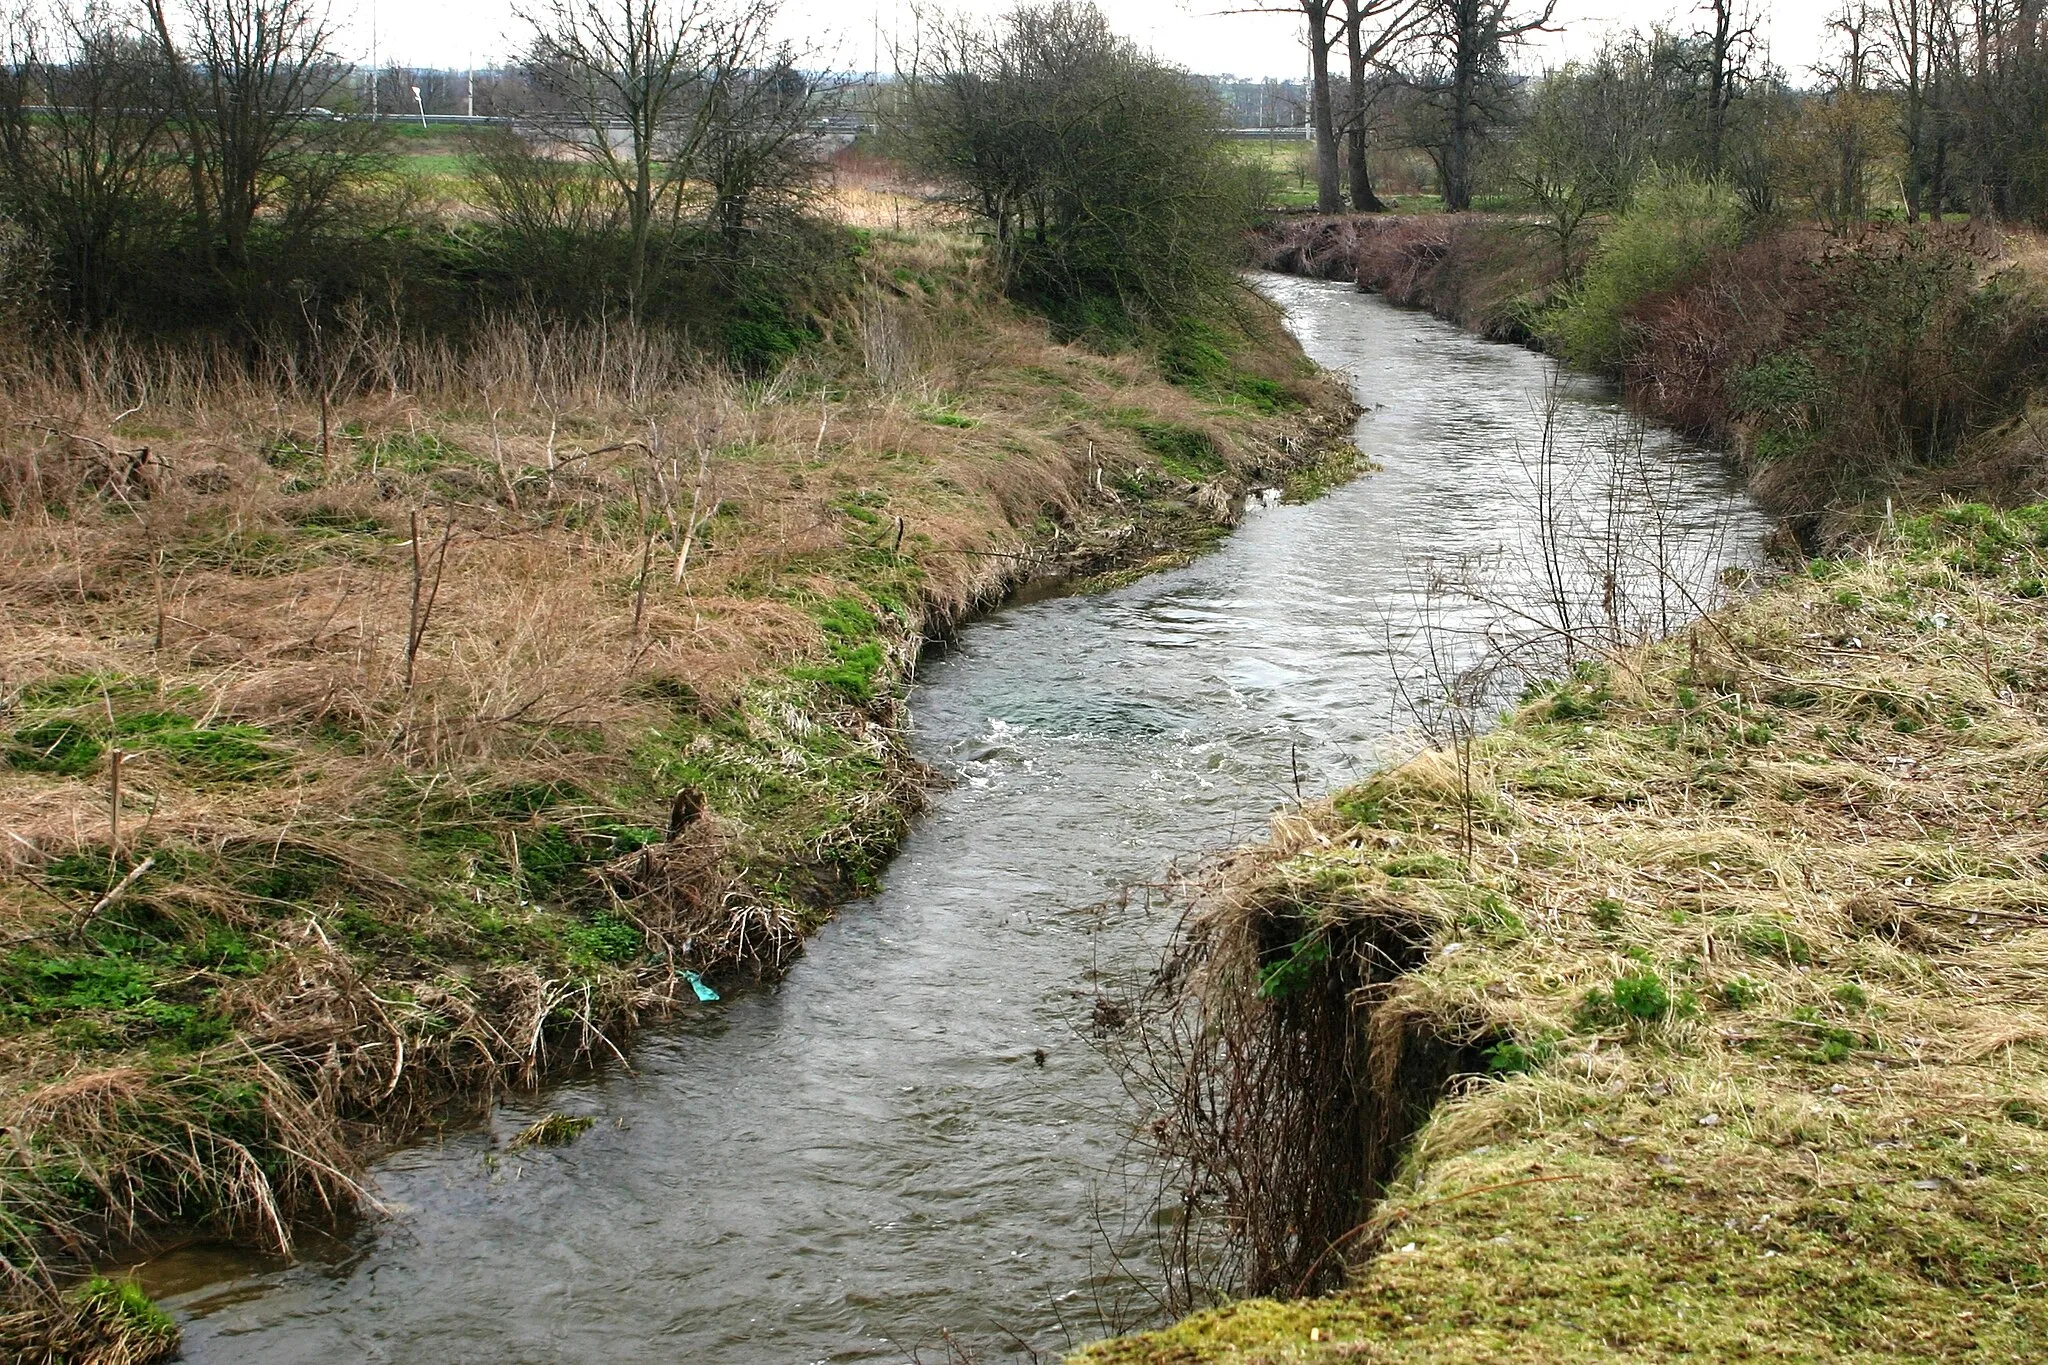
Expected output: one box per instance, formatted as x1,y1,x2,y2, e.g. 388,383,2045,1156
141,276,1770,1363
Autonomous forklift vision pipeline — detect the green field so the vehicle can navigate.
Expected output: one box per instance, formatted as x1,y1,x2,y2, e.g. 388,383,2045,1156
1224,138,1444,212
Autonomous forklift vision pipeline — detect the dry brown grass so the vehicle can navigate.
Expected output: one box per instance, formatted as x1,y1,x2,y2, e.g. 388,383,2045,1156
0,1274,178,1365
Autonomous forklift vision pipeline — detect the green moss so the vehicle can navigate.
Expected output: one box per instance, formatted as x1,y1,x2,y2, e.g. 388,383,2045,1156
290,504,386,535
515,821,657,899
1577,968,1672,1027
5,720,104,775
16,673,158,708
1482,1031,1560,1075
1116,414,1226,482
1740,921,1814,965
231,844,345,903
1158,319,1300,414
361,430,467,473
1382,853,1461,880
116,713,288,781
508,1112,598,1149
1,941,240,1053
563,911,644,967
166,524,296,575
787,595,893,703
70,1276,179,1352
1719,975,1765,1009
1256,932,1329,1000
6,698,287,782
629,676,905,905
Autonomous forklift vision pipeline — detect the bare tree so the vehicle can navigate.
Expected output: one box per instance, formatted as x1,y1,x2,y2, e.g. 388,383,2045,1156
1228,3,1345,212
1510,58,1631,278
1689,0,1760,173
0,2,174,322
1414,0,1556,212
377,64,463,117
1303,0,1345,212
1821,3,1885,226
1879,0,1959,221
142,0,383,270
1949,0,2048,218
698,50,828,245
518,0,764,312
1339,0,1425,211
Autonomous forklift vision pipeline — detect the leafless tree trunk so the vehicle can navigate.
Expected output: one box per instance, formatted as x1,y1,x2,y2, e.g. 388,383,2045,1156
1883,0,1947,220
1304,1,1345,213
1693,0,1758,175
1419,0,1556,212
1339,0,1424,212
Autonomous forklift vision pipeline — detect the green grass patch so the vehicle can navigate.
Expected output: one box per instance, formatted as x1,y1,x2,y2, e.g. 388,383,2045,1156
786,595,892,704
1114,412,1226,481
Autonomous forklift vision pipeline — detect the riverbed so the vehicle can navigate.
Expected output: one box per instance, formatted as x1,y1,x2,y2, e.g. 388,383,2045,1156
142,275,1770,1363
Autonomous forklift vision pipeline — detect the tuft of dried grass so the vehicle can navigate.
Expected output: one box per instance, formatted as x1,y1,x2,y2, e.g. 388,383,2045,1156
0,1275,178,1365
506,1113,596,1150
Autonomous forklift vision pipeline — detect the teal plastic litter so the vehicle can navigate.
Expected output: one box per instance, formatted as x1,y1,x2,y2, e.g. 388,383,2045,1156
683,970,720,1003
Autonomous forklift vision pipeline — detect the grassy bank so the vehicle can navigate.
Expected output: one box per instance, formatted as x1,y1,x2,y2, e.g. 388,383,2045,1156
0,192,1353,1354
1085,502,2048,1362
1253,210,2048,543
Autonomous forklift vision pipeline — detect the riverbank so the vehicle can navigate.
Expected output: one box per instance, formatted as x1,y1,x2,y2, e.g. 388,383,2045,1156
1254,211,2048,545
1085,499,2048,1362
0,218,1354,1355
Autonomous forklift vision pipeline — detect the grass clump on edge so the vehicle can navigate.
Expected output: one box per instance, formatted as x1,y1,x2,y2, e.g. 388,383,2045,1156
507,1113,597,1150
0,1275,178,1365
1086,503,2048,1363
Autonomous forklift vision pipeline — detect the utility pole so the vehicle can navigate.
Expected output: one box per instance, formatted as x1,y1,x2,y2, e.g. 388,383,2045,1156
467,60,475,118
369,0,378,117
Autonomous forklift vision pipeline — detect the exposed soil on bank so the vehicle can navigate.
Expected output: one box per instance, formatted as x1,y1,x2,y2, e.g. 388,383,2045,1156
0,223,1354,1357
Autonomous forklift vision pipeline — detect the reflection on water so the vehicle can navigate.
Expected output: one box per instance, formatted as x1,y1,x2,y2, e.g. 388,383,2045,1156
148,276,1769,1363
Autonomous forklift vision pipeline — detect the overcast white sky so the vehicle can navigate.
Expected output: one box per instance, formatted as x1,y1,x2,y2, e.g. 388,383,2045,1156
347,1,1843,84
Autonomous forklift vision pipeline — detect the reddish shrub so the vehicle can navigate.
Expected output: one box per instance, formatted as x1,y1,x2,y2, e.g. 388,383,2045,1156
1624,229,1828,435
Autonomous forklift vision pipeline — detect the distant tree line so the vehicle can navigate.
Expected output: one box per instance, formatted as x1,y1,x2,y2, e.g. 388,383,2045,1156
0,0,840,364
1278,0,2048,225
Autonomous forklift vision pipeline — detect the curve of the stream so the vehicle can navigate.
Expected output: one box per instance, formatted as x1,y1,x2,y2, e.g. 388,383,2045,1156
144,275,1771,1363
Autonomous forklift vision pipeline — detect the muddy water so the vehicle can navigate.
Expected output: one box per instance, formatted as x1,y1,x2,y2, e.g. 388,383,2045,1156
146,277,1769,1363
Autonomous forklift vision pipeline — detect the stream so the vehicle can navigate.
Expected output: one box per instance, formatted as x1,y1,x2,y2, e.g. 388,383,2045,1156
140,275,1770,1363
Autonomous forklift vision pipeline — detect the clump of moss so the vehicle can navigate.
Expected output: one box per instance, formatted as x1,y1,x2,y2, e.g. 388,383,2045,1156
1116,415,1227,482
